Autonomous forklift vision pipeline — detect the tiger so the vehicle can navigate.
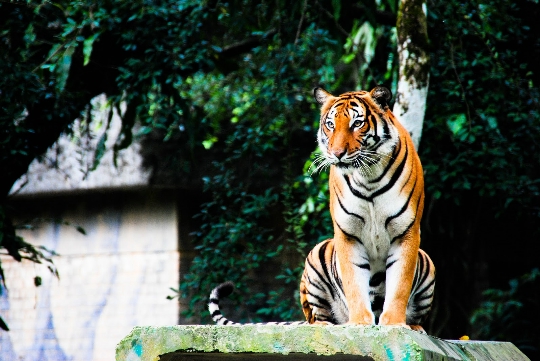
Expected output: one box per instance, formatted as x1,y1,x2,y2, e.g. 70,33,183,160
209,243,434,330
301,86,435,331
300,239,435,331
208,86,435,332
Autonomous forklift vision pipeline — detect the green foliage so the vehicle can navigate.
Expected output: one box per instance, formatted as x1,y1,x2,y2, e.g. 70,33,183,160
173,22,341,321
424,0,540,210
471,269,540,359
1,0,539,352
418,0,540,341
3,0,386,326
166,1,400,323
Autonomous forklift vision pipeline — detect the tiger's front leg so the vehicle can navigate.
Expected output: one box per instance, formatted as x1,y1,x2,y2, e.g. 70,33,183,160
378,230,420,327
334,235,375,325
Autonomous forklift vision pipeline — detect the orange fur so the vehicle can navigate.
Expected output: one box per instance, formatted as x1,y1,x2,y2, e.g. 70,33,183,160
300,86,432,328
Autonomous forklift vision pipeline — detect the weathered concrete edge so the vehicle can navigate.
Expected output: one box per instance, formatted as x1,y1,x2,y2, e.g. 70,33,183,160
446,340,531,361
115,325,530,361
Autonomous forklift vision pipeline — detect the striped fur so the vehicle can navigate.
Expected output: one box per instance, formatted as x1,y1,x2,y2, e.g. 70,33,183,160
301,86,435,331
299,239,435,330
208,86,435,332
208,282,307,326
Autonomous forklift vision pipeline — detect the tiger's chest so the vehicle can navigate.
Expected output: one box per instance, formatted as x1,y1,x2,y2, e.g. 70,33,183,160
331,170,414,259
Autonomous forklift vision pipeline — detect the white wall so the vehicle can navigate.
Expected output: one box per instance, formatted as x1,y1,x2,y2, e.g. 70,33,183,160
0,191,180,361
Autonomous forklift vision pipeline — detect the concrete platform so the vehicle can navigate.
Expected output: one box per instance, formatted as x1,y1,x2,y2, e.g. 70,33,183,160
115,325,530,361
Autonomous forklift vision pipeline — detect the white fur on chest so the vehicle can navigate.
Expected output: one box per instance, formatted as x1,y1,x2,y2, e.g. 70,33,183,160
333,169,413,260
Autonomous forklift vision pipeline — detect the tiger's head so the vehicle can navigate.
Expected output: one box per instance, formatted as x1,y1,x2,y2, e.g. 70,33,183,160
314,86,398,175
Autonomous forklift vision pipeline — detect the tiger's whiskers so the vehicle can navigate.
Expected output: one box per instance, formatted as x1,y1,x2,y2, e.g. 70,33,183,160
308,154,331,175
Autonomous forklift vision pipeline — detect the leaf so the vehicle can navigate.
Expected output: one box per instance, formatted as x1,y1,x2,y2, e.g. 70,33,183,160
202,136,218,149
0,316,9,331
75,226,87,235
91,131,108,171
113,100,138,164
91,106,113,171
331,0,341,21
55,44,76,92
83,33,100,66
446,113,467,135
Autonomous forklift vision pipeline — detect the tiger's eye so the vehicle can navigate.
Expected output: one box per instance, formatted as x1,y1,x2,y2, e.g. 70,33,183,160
326,121,335,130
353,119,364,128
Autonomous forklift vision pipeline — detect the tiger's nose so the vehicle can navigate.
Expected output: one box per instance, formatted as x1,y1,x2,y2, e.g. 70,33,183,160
332,149,347,160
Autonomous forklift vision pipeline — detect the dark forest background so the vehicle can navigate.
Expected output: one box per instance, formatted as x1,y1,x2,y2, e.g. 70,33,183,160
1,0,539,359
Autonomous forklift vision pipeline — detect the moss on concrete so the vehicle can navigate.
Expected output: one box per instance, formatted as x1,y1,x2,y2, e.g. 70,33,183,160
116,325,530,361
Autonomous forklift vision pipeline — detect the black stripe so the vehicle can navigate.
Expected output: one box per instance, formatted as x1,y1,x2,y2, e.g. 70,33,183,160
209,298,219,304
354,263,371,270
367,137,385,153
307,276,326,293
415,253,431,291
308,293,332,308
315,316,333,322
335,187,365,223
399,159,414,193
369,138,401,184
306,258,334,299
411,251,425,290
211,310,221,317
370,141,408,199
413,303,432,312
414,292,434,302
331,249,344,292
385,177,418,228
390,223,413,244
308,302,330,310
318,241,336,299
306,244,335,299
390,191,421,244
380,116,390,140
414,278,436,297
336,222,363,245
369,110,378,138
344,175,372,201
350,98,362,108
386,259,397,269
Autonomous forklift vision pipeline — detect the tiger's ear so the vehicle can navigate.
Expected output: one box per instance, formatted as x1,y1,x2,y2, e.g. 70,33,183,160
313,87,334,105
370,86,392,109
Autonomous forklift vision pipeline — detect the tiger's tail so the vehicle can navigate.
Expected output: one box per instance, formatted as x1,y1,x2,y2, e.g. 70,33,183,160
208,281,239,325
208,282,307,325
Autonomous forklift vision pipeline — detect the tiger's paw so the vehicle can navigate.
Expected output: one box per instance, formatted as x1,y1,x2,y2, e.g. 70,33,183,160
378,319,411,329
312,321,333,326
344,318,375,326
378,312,408,328
344,322,375,326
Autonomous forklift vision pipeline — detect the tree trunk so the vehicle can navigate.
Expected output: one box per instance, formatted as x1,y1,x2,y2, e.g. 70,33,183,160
393,0,430,150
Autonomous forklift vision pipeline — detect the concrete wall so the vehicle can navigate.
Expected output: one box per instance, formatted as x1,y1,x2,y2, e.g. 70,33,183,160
0,191,180,361
9,94,151,196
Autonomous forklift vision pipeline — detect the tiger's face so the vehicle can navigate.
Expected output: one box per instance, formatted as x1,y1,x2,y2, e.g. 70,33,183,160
314,86,398,175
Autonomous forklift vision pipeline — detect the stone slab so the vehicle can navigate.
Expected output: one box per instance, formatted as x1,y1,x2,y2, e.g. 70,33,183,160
115,325,530,361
